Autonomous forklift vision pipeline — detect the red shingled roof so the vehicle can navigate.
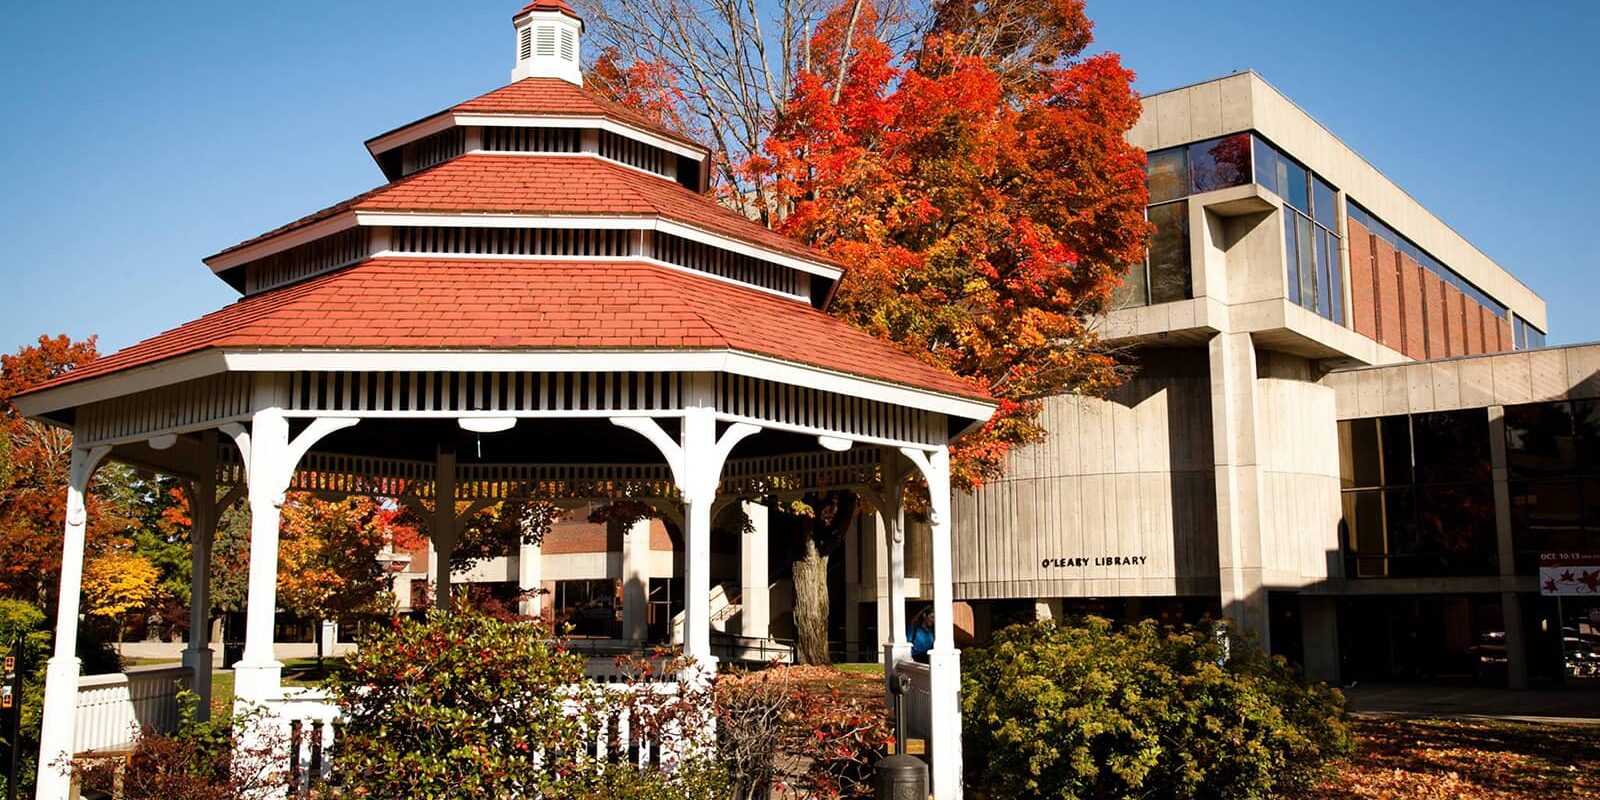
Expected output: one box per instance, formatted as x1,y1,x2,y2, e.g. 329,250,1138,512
211,155,829,265
23,259,987,402
453,77,701,151
515,0,579,20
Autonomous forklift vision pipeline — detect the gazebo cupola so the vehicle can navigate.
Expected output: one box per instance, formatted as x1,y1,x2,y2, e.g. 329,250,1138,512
511,0,583,85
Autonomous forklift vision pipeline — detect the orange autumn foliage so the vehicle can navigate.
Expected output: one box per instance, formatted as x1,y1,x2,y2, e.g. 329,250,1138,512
751,0,1151,486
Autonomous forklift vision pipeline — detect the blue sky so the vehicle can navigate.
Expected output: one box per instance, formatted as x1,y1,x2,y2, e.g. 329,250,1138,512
1,1,1596,355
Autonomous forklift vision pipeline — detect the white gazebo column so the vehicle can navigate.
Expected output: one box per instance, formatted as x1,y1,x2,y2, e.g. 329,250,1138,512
182,454,218,721
875,465,912,702
432,447,457,613
34,445,111,800
902,445,961,800
223,403,357,717
621,517,651,642
612,380,759,673
739,500,770,641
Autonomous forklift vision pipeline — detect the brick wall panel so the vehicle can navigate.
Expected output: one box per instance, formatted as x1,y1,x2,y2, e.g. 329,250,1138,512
1465,301,1486,354
1443,284,1469,355
1399,255,1426,359
1496,314,1513,353
1346,220,1378,340
1373,237,1403,352
543,522,610,554
1422,271,1447,359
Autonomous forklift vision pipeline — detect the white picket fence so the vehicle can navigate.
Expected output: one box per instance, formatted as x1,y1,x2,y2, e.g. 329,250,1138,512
73,665,194,754
261,679,689,793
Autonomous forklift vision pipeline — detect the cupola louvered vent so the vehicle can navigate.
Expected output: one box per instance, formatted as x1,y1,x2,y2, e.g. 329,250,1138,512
481,127,582,153
519,27,533,60
535,26,556,57
391,227,633,258
512,3,583,85
401,127,466,176
655,233,807,297
560,29,576,61
245,228,370,294
598,130,669,177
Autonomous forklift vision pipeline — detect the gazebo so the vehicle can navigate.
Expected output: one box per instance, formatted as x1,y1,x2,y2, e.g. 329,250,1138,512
12,3,994,798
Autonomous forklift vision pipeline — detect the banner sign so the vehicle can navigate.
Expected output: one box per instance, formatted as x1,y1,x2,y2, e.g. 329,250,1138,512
1540,552,1600,596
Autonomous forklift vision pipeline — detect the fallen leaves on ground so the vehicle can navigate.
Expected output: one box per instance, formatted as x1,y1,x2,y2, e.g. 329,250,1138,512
1303,716,1600,800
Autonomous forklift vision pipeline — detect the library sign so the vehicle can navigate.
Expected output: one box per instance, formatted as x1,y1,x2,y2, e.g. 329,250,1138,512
1540,552,1600,596
1042,555,1149,569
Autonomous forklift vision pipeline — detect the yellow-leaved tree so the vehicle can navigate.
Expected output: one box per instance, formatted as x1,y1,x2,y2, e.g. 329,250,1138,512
82,552,160,655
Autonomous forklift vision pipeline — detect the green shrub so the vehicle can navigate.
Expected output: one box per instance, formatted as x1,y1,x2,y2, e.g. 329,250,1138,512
329,612,724,798
961,617,1351,800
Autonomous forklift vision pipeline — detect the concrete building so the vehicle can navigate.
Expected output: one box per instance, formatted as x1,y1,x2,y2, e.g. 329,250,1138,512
952,72,1578,688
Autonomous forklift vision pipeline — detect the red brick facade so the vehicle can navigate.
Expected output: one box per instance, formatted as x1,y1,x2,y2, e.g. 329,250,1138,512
1373,238,1403,352
1398,255,1425,359
1347,220,1378,340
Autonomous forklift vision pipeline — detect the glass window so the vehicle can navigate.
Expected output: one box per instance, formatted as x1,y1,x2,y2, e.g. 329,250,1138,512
1326,228,1345,325
1112,261,1148,309
1253,135,1278,194
1412,409,1490,485
1316,228,1334,319
1297,214,1316,310
1413,483,1498,576
1339,418,1383,489
1147,147,1188,205
1380,415,1413,485
1282,158,1310,213
1284,212,1300,304
1342,490,1387,577
1574,400,1600,474
1147,201,1191,304
1312,177,1338,230
1511,479,1584,572
1505,401,1577,478
1188,133,1251,194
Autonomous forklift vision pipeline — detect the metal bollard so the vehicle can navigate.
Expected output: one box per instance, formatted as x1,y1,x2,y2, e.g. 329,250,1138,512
875,673,928,799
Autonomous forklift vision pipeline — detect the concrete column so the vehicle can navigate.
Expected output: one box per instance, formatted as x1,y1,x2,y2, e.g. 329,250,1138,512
1299,595,1340,685
183,457,217,720
1208,332,1270,645
432,447,457,613
621,518,651,641
740,501,770,641
1502,592,1529,690
35,445,110,800
1487,405,1527,689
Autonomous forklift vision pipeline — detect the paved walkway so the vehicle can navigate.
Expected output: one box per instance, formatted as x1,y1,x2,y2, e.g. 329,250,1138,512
1344,682,1600,724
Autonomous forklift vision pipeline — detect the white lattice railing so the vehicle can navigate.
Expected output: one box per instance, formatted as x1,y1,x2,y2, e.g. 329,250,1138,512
262,680,687,793
74,665,193,755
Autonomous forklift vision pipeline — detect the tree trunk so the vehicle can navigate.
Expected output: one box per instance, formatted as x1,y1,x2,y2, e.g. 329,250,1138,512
792,536,831,666
316,620,325,669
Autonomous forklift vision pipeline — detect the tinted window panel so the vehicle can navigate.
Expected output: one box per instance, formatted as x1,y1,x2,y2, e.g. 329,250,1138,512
1313,176,1338,230
1282,158,1310,212
1147,147,1189,204
1189,133,1251,193
1284,212,1300,304
1326,229,1345,324
1414,483,1498,576
1253,135,1279,194
1574,399,1600,473
1505,401,1576,478
1511,479,1584,572
1147,201,1191,304
1339,418,1383,489
1380,415,1413,485
1112,261,1147,309
1412,409,1490,485
1297,214,1317,310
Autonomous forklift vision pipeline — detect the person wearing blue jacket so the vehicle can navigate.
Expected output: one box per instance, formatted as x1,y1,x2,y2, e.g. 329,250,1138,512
909,608,935,664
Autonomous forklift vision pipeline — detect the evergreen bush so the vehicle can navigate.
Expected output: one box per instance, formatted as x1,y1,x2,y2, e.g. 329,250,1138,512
962,617,1351,800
